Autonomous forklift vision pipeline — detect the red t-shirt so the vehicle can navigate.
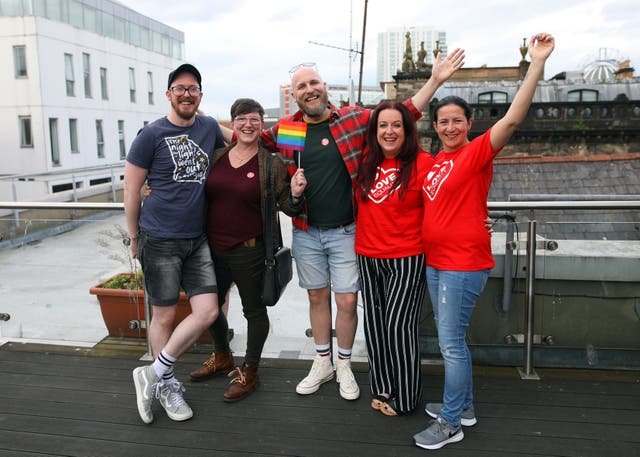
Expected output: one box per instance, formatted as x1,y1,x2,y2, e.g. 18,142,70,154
421,130,501,270
355,152,434,258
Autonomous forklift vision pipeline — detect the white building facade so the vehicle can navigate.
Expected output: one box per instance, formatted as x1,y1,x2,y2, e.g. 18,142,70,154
376,27,447,84
0,0,184,200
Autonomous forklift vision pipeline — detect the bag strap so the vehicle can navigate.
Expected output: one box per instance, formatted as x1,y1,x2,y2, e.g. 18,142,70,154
264,153,282,263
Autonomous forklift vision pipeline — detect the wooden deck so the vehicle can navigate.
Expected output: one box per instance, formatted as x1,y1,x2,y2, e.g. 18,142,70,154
1,339,639,457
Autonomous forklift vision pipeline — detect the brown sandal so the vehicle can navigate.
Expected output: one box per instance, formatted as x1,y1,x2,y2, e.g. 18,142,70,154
371,394,389,411
380,397,400,416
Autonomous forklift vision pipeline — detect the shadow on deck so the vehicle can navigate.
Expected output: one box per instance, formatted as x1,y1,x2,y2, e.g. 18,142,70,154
1,339,639,457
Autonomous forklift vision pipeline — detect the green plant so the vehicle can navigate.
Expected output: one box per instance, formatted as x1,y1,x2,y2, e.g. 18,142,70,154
101,270,143,290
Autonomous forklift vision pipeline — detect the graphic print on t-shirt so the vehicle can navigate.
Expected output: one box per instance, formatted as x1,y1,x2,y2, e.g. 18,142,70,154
369,166,400,204
165,135,209,183
423,160,454,201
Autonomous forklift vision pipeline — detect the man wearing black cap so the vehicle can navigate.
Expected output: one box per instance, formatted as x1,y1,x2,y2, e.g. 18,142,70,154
125,63,225,424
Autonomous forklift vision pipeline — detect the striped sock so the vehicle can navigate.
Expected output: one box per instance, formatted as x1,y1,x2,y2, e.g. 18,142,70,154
337,347,352,360
315,343,331,358
162,367,176,384
152,349,177,379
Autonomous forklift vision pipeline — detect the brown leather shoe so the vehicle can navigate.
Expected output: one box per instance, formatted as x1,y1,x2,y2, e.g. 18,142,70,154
189,351,234,381
223,364,259,402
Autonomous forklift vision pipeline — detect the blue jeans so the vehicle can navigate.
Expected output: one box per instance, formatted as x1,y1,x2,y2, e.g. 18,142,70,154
427,267,489,427
291,222,360,293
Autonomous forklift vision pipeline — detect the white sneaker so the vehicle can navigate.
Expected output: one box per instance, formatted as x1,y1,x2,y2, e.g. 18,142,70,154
157,379,193,421
336,358,360,400
296,355,334,395
132,365,159,424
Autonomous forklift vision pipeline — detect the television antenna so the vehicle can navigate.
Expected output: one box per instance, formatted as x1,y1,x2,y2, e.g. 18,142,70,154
308,0,368,105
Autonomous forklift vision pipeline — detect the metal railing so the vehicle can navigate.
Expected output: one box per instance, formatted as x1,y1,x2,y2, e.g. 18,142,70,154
1,199,639,377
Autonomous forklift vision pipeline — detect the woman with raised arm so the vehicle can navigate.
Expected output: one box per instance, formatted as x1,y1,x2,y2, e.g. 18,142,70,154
414,33,555,450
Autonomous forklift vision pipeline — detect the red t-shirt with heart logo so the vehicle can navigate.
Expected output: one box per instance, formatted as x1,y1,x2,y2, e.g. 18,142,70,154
422,130,501,270
355,152,434,258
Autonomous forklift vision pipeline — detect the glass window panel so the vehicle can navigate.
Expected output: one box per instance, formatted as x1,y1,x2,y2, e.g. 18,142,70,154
83,52,91,98
69,0,83,28
13,45,27,77
100,67,108,100
19,116,33,147
102,11,114,38
96,119,104,158
1,0,24,15
129,67,136,103
83,6,97,32
50,118,60,165
69,118,78,153
147,71,154,105
118,120,126,160
64,53,75,97
114,17,125,41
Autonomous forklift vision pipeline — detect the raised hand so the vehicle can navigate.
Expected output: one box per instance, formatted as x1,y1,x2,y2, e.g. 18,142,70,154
528,33,555,62
431,47,465,84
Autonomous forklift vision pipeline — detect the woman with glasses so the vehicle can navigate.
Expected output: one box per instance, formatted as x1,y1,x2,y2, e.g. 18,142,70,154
188,98,307,402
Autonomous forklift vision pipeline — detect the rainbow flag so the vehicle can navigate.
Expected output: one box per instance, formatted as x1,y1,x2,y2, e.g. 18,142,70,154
276,120,307,151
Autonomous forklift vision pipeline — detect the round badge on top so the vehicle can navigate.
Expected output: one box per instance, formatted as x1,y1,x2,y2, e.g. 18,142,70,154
321,138,329,146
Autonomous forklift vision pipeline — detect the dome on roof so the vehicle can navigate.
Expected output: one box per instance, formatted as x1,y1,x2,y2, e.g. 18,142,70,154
581,48,626,82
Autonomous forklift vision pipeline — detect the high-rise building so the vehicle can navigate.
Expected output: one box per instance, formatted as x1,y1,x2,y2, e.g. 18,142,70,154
377,27,447,83
0,0,184,199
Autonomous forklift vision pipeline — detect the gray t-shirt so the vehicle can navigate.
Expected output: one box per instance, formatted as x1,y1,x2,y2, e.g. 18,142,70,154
127,115,224,238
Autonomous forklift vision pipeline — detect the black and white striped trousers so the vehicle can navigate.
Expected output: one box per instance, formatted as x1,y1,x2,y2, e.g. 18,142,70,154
357,253,426,413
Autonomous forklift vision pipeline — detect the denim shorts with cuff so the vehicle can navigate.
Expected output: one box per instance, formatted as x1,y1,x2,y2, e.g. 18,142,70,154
137,231,217,306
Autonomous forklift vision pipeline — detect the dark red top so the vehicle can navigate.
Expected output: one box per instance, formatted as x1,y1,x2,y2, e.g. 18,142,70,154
206,153,262,250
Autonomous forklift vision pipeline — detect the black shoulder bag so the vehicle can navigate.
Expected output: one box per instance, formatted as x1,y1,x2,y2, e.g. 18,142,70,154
262,153,293,306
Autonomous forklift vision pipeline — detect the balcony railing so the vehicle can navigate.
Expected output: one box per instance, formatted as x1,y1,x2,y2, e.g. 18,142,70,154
1,199,639,377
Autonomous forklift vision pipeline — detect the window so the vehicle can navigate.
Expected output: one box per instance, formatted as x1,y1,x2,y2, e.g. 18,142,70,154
100,67,108,100
118,120,126,159
147,71,154,105
64,53,75,96
19,116,33,147
13,45,27,77
568,89,598,102
49,118,60,165
69,119,79,153
478,91,508,104
82,53,91,98
129,67,136,103
96,120,104,158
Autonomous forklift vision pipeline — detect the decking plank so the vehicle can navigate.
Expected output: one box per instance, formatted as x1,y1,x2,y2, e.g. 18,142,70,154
1,343,638,457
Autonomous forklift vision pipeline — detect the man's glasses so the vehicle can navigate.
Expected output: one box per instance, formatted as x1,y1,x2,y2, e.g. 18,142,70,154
169,85,201,96
234,117,262,126
289,62,317,76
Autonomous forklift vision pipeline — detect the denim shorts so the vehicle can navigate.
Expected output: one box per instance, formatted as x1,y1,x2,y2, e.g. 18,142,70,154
291,222,360,293
137,231,217,306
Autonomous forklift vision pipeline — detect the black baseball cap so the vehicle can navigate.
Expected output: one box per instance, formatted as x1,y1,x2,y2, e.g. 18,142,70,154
167,63,202,89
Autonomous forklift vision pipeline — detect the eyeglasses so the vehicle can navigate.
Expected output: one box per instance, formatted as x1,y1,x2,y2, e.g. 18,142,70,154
169,85,201,96
289,62,317,76
234,117,262,126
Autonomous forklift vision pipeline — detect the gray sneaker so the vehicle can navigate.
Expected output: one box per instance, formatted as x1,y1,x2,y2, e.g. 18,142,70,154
132,365,159,424
157,379,193,421
414,416,464,450
425,402,477,426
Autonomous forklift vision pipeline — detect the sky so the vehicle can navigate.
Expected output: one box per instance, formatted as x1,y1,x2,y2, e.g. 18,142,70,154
122,0,639,119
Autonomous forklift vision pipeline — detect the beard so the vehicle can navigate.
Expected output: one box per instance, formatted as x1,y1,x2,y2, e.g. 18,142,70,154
171,98,200,121
298,91,329,119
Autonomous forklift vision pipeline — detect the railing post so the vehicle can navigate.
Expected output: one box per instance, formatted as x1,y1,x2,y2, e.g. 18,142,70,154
518,219,540,380
11,179,19,229
139,284,154,361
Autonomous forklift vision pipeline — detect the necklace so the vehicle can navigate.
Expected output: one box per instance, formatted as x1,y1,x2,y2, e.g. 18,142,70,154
231,148,257,164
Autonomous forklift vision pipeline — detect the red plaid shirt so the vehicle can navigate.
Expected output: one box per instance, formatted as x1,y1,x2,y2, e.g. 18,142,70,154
263,99,422,230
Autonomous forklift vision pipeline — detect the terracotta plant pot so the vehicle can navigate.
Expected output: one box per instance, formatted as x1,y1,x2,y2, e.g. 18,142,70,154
89,273,212,343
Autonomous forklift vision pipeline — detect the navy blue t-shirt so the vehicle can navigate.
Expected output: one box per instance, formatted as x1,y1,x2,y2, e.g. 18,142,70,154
127,115,224,238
